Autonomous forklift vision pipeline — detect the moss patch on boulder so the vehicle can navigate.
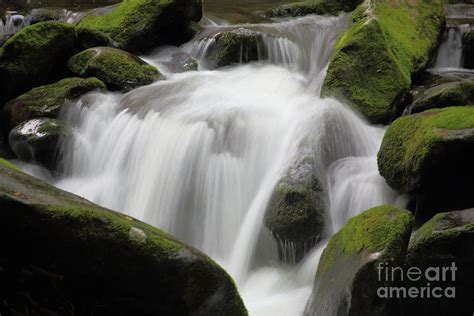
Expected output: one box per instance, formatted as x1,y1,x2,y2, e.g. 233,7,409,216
0,21,78,105
0,158,19,171
408,80,474,114
77,0,202,52
8,118,70,170
265,155,325,263
321,0,445,123
2,77,105,131
68,47,161,92
378,106,474,221
305,205,413,315
402,208,474,315
270,0,362,18
0,162,247,316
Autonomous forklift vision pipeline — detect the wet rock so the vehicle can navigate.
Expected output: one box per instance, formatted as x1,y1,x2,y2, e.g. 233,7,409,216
402,208,474,315
270,0,362,18
265,155,325,263
305,205,413,316
407,80,474,114
68,47,161,92
2,77,106,131
167,52,199,72
462,29,474,69
0,161,247,316
8,118,70,169
0,22,78,105
207,28,263,68
378,106,474,222
28,8,70,24
77,0,203,52
321,0,445,124
76,26,112,50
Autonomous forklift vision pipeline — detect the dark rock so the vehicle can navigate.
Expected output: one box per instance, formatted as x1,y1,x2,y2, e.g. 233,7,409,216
8,118,70,169
462,29,474,69
0,161,247,316
167,52,199,72
270,0,362,18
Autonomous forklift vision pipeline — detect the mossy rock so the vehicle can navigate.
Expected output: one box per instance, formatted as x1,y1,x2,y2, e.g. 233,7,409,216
28,8,70,25
206,28,263,68
77,0,203,52
68,47,161,92
8,118,70,170
0,157,20,171
462,29,474,69
0,21,78,105
265,155,325,263
305,205,413,316
378,106,474,221
321,0,445,124
402,209,474,315
270,0,363,18
408,80,474,114
76,27,113,50
2,77,106,131
0,162,247,316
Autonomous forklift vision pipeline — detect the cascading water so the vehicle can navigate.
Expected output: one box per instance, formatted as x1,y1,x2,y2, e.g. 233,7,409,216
55,13,403,316
434,24,470,69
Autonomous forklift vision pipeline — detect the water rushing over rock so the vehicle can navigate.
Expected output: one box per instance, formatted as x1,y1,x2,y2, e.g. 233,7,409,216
54,14,402,315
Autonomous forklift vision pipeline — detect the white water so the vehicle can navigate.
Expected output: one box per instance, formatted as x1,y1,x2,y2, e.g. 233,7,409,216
434,24,470,69
54,14,403,316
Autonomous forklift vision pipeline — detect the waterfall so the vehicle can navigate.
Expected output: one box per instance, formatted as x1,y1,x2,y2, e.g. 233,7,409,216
434,24,470,69
55,14,402,315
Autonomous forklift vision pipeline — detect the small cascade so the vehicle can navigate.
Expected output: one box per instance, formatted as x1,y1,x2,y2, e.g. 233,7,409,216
434,24,470,69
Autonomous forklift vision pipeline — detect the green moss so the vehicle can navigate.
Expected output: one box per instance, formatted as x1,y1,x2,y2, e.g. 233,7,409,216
378,106,474,192
317,205,413,274
209,29,261,68
321,0,445,123
0,22,78,104
0,158,20,171
68,47,160,91
77,0,202,51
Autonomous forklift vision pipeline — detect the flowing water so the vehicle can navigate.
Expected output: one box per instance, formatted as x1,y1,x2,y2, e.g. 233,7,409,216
434,24,470,69
52,14,403,316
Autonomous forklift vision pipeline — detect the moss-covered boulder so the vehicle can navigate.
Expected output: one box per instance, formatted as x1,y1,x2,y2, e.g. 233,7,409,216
305,205,413,315
2,77,106,131
321,0,445,124
8,118,70,169
68,47,161,92
206,28,263,68
77,0,202,52
270,0,362,18
265,155,325,263
76,27,112,50
408,80,474,114
378,106,474,221
0,162,247,316
462,29,474,69
0,22,78,105
402,209,474,315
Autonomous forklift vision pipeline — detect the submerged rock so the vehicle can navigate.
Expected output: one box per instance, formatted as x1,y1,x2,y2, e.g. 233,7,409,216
321,0,445,124
462,29,474,69
68,47,161,92
270,0,362,18
206,28,263,68
8,118,70,169
408,80,474,114
305,205,413,316
0,22,78,105
265,155,325,263
77,0,203,52
403,208,474,315
377,106,474,221
2,77,106,131
0,162,247,316
168,52,199,72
